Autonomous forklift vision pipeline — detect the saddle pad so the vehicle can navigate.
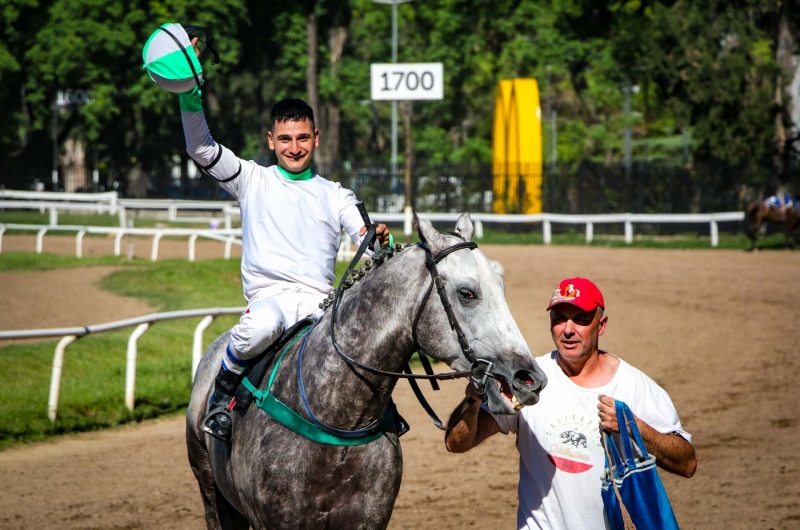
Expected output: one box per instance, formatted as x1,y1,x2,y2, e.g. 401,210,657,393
233,315,317,414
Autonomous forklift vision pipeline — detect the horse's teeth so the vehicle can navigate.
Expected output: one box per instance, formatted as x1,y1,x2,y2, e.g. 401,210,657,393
511,395,523,411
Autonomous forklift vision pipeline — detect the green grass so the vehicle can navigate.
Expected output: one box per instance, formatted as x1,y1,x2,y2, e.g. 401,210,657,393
0,255,348,449
0,252,132,272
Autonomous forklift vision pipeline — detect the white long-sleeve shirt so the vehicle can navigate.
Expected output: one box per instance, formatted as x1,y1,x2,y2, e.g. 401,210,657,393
181,106,368,303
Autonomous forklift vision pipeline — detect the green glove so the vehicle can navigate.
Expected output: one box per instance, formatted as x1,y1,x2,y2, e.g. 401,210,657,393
179,86,203,113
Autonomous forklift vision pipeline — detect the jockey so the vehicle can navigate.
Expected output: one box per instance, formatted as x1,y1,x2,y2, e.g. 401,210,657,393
765,193,798,210
154,29,391,441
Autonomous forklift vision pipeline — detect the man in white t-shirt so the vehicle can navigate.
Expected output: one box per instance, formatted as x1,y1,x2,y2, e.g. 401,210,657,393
444,277,696,530
174,39,391,442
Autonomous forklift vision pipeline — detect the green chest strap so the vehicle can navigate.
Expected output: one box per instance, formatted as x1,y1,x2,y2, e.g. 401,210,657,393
240,328,394,446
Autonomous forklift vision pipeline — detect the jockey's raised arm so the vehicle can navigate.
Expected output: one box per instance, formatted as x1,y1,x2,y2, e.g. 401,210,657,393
180,88,242,199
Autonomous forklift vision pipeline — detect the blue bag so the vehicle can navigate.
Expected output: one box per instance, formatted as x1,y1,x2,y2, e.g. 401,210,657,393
601,400,680,530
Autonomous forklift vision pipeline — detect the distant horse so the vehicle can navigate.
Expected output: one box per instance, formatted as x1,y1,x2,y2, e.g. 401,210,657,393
186,213,548,530
744,199,799,250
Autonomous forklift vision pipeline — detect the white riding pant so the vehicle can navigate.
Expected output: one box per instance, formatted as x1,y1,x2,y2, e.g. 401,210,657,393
225,286,325,373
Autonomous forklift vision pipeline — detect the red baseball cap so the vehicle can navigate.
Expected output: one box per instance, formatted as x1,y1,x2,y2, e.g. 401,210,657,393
546,277,605,312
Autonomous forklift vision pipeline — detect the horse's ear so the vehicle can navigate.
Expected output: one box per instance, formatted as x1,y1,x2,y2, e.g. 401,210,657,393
454,212,473,242
414,210,444,247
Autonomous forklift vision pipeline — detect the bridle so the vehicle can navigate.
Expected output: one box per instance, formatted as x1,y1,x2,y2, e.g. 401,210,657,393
294,212,501,439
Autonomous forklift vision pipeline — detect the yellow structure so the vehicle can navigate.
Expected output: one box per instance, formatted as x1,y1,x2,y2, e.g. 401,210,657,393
492,79,543,213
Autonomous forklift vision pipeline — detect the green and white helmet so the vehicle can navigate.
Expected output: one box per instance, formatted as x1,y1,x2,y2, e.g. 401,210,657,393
142,23,205,93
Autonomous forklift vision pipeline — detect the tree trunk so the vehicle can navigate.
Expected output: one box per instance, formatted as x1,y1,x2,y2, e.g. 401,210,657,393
316,27,348,174
774,8,794,178
126,160,147,198
306,12,319,122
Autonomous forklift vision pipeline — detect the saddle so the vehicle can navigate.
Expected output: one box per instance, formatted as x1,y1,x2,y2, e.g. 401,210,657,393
233,315,317,415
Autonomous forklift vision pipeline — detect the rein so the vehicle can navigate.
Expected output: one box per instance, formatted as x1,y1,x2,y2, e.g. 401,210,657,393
292,212,500,439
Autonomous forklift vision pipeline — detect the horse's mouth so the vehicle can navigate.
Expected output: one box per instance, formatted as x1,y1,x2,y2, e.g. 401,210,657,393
496,376,523,411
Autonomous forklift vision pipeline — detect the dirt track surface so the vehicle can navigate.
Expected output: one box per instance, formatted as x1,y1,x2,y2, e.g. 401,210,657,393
1,242,799,529
0,266,153,343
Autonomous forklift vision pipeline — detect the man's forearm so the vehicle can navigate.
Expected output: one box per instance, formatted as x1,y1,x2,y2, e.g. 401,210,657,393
180,88,218,165
636,419,697,478
179,88,241,185
445,398,499,453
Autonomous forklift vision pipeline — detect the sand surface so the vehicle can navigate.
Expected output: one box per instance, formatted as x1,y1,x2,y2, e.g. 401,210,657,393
0,241,798,529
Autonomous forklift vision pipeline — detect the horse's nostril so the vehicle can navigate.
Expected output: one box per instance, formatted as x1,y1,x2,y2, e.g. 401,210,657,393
513,370,539,391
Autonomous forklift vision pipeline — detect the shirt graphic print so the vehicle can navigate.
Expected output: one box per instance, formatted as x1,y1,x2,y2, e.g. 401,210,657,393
544,412,603,474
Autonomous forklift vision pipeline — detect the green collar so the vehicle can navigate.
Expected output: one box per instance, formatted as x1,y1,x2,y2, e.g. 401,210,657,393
276,165,314,181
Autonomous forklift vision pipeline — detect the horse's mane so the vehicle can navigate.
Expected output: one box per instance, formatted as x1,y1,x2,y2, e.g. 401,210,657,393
317,243,415,314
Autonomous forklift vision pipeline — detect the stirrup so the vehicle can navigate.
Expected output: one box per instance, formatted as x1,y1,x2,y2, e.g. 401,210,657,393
202,402,235,441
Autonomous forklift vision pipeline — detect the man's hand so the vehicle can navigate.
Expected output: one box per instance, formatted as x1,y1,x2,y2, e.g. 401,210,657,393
190,37,202,58
597,394,620,432
359,223,391,247
598,394,697,478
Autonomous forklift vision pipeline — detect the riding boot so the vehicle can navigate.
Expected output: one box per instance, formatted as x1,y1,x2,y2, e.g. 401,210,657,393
202,365,245,442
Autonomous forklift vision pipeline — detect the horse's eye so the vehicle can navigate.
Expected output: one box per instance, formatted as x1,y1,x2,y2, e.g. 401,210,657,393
458,288,476,300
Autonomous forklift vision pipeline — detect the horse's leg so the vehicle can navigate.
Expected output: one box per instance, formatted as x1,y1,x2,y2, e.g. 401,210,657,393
187,426,249,530
747,218,759,251
744,206,759,251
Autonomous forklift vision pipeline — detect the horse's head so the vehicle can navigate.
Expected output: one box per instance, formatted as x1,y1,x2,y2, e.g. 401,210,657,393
413,213,547,415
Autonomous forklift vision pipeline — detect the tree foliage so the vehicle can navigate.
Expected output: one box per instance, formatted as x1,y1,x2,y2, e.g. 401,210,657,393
0,0,797,194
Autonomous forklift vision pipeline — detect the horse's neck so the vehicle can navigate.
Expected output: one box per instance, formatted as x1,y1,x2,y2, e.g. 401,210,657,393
289,248,428,430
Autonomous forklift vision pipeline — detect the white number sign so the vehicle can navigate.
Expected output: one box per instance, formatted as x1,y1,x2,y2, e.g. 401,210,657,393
370,63,443,101
54,90,94,108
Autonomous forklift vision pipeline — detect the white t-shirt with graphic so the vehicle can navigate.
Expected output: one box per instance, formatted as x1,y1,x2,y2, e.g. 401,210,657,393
492,352,690,530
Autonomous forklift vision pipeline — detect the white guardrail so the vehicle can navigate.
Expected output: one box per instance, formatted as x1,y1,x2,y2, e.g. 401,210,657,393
1,191,745,247
0,308,245,421
0,190,240,228
371,211,745,248
0,224,243,261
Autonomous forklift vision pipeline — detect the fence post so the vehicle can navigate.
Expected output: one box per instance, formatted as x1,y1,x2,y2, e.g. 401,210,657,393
48,335,78,422
225,236,233,260
225,210,232,230
0,226,5,254
117,206,127,228
36,227,48,254
543,219,552,245
624,219,633,244
151,232,162,261
169,205,177,221
49,207,58,226
76,229,86,258
710,220,719,247
114,230,124,256
585,222,594,244
125,323,150,411
188,233,198,262
193,315,216,381
474,219,484,239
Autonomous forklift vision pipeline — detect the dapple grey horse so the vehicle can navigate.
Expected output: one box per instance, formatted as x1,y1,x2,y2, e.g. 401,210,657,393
186,214,547,530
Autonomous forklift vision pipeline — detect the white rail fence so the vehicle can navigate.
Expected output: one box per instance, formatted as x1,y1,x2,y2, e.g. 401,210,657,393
0,308,245,421
0,224,243,261
2,191,746,248
372,211,745,247
1,190,240,228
